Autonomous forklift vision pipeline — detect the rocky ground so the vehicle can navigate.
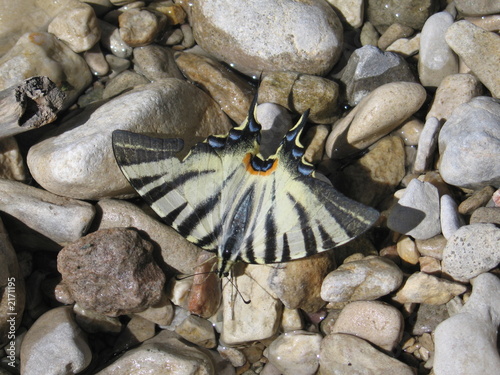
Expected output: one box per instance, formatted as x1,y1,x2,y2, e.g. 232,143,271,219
0,0,499,374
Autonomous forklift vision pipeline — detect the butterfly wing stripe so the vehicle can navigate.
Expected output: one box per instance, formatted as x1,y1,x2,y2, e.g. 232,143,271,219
177,193,220,237
281,233,291,262
287,192,318,256
317,224,336,249
162,201,188,226
264,212,277,263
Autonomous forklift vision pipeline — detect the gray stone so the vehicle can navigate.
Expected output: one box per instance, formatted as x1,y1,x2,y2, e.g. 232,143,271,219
340,45,417,106
133,44,184,81
27,79,232,200
387,179,441,240
440,194,464,239
434,273,500,375
454,0,500,16
21,306,92,375
418,11,458,88
470,207,500,225
191,0,343,77
413,117,441,173
102,70,150,99
442,223,500,282
412,303,450,335
438,96,500,189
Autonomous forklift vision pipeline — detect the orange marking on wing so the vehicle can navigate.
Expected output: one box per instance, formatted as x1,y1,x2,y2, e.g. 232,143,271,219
243,153,278,176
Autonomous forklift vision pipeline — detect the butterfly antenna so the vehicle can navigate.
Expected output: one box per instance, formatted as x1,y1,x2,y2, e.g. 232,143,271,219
175,270,217,281
225,275,251,304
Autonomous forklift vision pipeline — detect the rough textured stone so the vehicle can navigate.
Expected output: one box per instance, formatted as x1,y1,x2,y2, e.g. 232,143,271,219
339,45,417,106
331,301,404,351
27,79,232,200
434,273,500,375
442,223,500,282
392,272,467,305
446,20,500,98
175,315,216,348
418,11,458,88
319,333,415,375
0,32,92,109
20,306,92,375
57,228,165,316
321,256,403,302
267,331,322,375
388,179,441,240
0,179,95,248
411,303,449,335
191,0,343,77
325,0,363,28
458,185,495,215
454,0,500,16
438,96,500,189
0,138,26,181
119,8,167,47
470,207,500,225
326,82,426,159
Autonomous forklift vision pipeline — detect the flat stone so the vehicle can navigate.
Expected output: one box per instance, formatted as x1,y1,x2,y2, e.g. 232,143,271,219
175,52,255,124
413,117,441,173
458,185,495,215
454,0,500,16
326,82,426,159
0,179,95,248
470,207,500,225
57,228,166,316
434,273,500,375
392,272,467,305
438,96,500,189
102,70,150,99
426,74,483,122
319,333,415,375
339,45,417,106
321,255,403,302
442,223,500,282
191,0,343,77
20,306,92,375
0,32,92,110
27,79,232,200
387,179,441,240
418,11,458,88
175,315,216,349
267,331,322,375
331,300,404,351
446,20,500,98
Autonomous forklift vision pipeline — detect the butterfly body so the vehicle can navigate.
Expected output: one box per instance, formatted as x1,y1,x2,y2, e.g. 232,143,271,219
112,99,379,277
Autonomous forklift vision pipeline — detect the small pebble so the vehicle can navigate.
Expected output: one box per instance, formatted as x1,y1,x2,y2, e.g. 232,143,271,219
440,194,464,239
175,314,217,348
413,117,441,173
378,23,414,50
98,20,133,58
133,44,184,81
470,207,500,225
419,256,441,275
386,33,421,57
458,185,495,215
396,235,420,265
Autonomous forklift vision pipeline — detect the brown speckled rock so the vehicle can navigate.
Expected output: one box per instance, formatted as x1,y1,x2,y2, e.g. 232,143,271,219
57,228,165,316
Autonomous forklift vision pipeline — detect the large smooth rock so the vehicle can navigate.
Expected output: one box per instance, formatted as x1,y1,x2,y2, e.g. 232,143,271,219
438,96,500,189
27,79,232,200
190,0,343,76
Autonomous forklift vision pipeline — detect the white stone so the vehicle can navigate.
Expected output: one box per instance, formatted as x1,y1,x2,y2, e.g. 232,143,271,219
440,194,464,239
413,117,441,173
434,273,500,375
21,306,92,375
267,331,322,375
27,79,232,200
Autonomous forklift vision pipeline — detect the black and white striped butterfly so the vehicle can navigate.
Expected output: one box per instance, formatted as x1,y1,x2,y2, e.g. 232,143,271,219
112,98,379,277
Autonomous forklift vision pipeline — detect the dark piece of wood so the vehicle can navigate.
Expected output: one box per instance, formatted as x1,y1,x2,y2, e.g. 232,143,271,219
0,76,65,138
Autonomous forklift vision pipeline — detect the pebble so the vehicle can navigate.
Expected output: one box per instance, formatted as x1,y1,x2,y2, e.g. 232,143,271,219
458,185,495,215
133,44,184,81
96,330,215,374
175,52,255,124
102,69,150,99
438,96,500,189
0,178,95,248
281,308,303,332
378,23,414,50
118,8,167,47
191,0,343,77
386,33,421,57
366,0,435,33
465,14,500,31
454,0,500,16
388,179,441,240
419,256,442,275
411,303,449,335
218,345,246,368
0,219,26,347
113,315,156,352
20,306,92,375
73,303,122,334
319,333,414,375
446,20,500,98
175,314,217,349
105,53,131,75
413,117,441,173
221,265,282,345
326,82,426,159
187,252,221,318
396,235,420,265
418,11,458,88
415,235,447,260
266,331,322,375
0,32,92,110
26,79,232,200
268,253,333,312
331,301,403,351
303,124,329,164
470,207,500,225
320,255,403,302
392,272,467,305
57,228,166,316
360,21,380,46
393,118,423,146
440,194,464,239
135,292,175,326
98,19,133,58
441,223,500,282
47,2,101,53
434,273,500,375
84,43,110,76
0,137,26,181
149,2,187,25
258,71,339,124
426,74,483,122
326,0,363,28
339,45,417,106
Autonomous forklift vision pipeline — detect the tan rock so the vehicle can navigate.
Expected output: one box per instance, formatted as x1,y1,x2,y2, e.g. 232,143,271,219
378,23,414,50
119,8,167,47
396,235,420,265
135,292,174,326
325,0,363,28
393,117,423,146
415,235,447,260
0,137,26,181
458,185,495,215
386,33,420,58
175,315,216,348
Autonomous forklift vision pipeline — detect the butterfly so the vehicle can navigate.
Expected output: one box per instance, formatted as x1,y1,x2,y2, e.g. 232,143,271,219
112,97,379,277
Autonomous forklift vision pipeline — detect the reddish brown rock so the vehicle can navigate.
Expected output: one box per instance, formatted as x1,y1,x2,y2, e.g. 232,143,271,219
57,228,165,316
187,252,221,319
